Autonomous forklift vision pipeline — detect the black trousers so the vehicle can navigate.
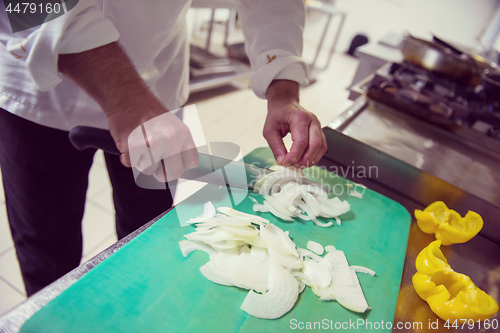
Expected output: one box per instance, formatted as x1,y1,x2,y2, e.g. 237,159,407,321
0,109,173,296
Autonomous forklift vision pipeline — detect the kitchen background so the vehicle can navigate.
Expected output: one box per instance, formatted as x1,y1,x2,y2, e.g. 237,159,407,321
1,0,499,315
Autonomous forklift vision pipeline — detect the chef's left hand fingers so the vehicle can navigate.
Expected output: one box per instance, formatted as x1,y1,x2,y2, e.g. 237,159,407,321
294,121,328,167
263,124,288,165
281,110,325,167
280,117,308,166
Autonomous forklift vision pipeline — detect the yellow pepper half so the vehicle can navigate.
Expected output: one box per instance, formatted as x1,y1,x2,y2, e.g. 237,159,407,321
414,201,483,245
413,240,499,322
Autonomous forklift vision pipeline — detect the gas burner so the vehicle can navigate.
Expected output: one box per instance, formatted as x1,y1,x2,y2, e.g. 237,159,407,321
393,67,430,92
366,62,500,141
433,83,454,98
398,88,432,104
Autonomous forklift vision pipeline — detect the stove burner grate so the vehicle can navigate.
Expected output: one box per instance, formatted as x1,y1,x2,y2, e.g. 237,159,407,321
366,62,500,141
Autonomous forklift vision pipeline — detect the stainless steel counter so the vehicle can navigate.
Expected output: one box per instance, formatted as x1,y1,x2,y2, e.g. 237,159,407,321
323,97,500,332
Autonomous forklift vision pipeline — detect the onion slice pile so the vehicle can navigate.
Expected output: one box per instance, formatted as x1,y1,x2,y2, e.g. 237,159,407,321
252,166,351,227
179,203,374,319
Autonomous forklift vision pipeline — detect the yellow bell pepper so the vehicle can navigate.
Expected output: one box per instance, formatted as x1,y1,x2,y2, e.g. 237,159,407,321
413,240,499,322
414,201,483,245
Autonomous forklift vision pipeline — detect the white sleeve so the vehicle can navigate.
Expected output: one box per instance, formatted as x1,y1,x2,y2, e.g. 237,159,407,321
4,0,119,91
234,0,309,99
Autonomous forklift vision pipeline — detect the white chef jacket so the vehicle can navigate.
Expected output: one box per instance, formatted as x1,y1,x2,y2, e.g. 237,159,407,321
0,0,309,131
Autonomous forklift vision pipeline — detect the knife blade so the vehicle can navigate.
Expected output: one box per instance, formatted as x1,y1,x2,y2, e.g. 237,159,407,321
69,126,264,190
68,126,328,192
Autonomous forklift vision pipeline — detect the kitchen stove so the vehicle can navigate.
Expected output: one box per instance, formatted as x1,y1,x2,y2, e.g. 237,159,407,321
365,62,500,148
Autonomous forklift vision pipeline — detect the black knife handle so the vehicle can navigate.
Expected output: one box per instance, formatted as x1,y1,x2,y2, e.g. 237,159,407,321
69,126,120,155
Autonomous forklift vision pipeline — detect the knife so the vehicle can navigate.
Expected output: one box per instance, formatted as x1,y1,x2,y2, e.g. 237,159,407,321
68,126,328,192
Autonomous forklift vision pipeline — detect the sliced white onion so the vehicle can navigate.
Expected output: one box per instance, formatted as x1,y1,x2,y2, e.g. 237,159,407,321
319,200,351,218
233,247,270,293
263,200,294,222
187,201,217,223
351,266,376,276
318,287,336,301
209,240,241,251
301,184,328,201
192,226,216,234
297,247,323,262
291,271,315,287
298,202,333,228
273,183,302,207
210,252,249,289
264,196,295,219
254,166,304,197
317,256,333,270
349,190,364,199
200,262,233,286
310,283,336,300
230,234,268,249
248,196,259,205
335,216,342,226
178,240,215,257
240,260,299,319
301,192,321,216
194,215,251,227
268,247,303,269
312,219,334,228
221,225,259,237
303,261,331,289
283,231,298,255
298,279,306,294
252,167,351,227
184,228,235,243
324,245,336,253
306,240,324,255
260,223,299,257
324,250,370,313
252,204,268,213
217,207,268,224
215,220,253,228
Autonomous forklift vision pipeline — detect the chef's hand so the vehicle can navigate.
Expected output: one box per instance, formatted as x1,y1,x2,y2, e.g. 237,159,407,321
107,101,199,182
58,42,198,182
264,80,327,167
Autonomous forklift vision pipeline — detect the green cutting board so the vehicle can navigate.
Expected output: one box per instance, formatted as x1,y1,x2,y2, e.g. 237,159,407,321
21,148,411,332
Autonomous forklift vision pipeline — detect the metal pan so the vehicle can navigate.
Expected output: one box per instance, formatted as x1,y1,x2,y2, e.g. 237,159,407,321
432,34,499,85
400,34,475,84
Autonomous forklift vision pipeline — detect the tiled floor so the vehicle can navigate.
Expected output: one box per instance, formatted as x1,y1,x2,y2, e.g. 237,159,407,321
0,49,359,316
